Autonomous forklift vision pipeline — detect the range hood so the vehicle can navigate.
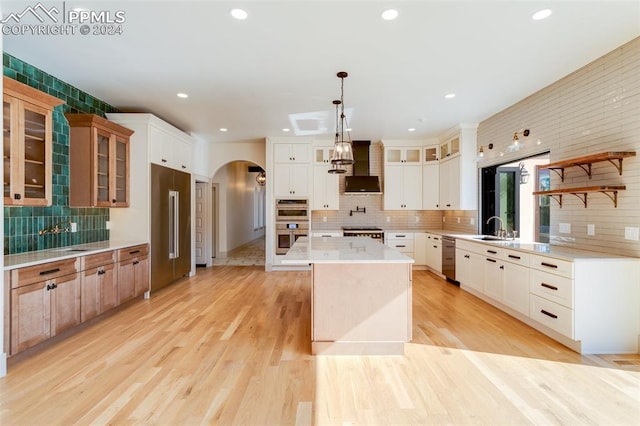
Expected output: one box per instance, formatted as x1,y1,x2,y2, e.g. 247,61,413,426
344,140,382,194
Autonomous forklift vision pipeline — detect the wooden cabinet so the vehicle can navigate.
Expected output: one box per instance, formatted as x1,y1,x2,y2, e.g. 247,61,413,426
118,244,149,303
80,250,117,322
3,76,64,206
9,258,80,355
66,114,134,207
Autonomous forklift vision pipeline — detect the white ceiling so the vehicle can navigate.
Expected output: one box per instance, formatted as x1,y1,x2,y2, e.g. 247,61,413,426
3,1,640,143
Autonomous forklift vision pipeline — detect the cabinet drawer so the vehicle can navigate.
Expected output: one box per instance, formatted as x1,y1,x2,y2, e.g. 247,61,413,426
118,244,149,261
11,258,78,288
500,250,530,266
387,240,414,253
386,232,414,240
530,270,574,309
456,239,486,254
530,255,573,279
82,250,116,270
530,294,573,338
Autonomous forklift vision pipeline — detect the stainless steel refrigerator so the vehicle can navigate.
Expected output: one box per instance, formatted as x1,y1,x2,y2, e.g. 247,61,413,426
150,163,191,292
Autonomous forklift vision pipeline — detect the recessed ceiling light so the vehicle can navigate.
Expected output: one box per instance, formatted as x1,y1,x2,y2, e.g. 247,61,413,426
532,9,552,20
176,93,188,99
219,128,228,132
408,128,416,132
381,9,398,20
444,93,456,99
282,128,290,132
230,8,248,20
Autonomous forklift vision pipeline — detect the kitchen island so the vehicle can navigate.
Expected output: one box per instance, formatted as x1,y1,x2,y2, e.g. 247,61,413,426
283,237,414,355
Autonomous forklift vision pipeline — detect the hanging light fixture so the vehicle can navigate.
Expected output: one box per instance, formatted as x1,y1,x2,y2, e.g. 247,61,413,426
328,99,346,174
519,162,530,184
329,71,354,167
256,170,266,186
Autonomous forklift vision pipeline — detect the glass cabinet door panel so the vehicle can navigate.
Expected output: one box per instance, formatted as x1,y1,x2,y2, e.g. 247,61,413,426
405,148,421,163
115,137,128,203
22,105,47,202
96,131,110,203
3,100,12,199
424,146,438,163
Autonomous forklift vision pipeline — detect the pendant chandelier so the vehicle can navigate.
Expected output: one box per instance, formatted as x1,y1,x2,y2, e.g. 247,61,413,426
328,99,346,174
329,71,354,169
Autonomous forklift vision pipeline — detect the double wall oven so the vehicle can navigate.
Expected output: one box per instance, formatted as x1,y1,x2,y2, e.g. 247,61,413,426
275,199,309,255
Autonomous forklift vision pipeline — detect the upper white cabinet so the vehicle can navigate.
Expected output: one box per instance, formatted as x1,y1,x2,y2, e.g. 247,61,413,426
384,146,422,165
422,145,439,210
149,125,192,172
273,142,311,198
274,142,311,163
312,145,339,210
438,124,478,210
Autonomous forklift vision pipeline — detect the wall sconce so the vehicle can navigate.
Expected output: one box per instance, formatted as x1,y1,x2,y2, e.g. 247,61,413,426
519,162,530,184
512,129,530,146
478,143,493,157
256,170,266,186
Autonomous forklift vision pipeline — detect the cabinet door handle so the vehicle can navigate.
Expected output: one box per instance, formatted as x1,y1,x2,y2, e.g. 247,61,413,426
14,193,22,200
508,254,521,260
464,254,470,259
46,283,54,291
540,282,558,291
129,250,140,254
487,250,497,254
182,165,186,169
540,309,558,319
39,268,60,276
541,262,558,269
397,235,406,238
486,258,496,263
112,199,117,204
133,260,139,265
499,265,504,270
433,245,438,248
396,245,406,248
162,158,167,163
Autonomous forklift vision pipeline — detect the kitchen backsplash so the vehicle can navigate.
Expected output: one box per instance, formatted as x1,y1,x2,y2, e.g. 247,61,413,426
3,53,119,255
310,142,479,232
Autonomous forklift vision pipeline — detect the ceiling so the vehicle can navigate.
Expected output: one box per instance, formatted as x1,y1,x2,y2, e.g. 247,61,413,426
3,1,640,144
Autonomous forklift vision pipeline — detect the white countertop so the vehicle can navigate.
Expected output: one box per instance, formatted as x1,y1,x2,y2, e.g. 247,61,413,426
4,240,148,270
282,237,414,265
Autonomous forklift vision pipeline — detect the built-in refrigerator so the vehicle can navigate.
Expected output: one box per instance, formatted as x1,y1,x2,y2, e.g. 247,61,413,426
150,163,191,292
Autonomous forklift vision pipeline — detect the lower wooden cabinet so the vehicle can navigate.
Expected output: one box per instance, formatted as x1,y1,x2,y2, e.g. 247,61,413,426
9,258,81,355
7,243,149,356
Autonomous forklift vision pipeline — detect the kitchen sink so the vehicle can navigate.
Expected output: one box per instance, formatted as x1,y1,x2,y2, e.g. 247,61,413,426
55,248,91,252
474,236,504,241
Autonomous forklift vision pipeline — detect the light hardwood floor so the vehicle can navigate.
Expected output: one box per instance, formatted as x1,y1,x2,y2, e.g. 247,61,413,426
1,267,639,425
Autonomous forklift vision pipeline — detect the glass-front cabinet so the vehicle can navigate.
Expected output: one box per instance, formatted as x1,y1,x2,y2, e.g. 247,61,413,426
3,77,64,206
66,113,134,207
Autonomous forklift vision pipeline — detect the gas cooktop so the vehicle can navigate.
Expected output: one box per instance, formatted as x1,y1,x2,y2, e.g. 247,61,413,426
342,226,383,231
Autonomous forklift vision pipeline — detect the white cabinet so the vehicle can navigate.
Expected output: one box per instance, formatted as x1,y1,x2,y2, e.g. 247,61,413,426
422,161,439,210
313,146,334,164
312,164,339,210
414,233,427,266
384,147,422,165
273,142,311,198
386,232,414,258
425,233,442,273
438,124,478,210
148,125,192,172
274,142,311,163
456,244,484,292
384,163,422,210
502,260,530,316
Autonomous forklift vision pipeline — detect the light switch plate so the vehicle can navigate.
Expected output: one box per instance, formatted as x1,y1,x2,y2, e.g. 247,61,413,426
386,216,390,223
415,216,420,223
470,218,475,225
322,216,327,222
70,222,77,233
559,223,571,234
105,221,111,230
624,227,639,241
587,224,595,236
457,217,460,223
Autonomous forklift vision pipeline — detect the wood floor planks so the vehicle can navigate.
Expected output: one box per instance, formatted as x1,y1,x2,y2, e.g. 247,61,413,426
1,266,639,425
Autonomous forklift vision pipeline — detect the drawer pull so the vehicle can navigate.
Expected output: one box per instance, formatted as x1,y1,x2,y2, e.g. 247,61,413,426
540,309,558,319
396,245,406,248
487,250,497,254
540,282,558,291
541,262,558,269
133,260,140,265
486,258,497,263
39,268,60,276
464,254,470,259
396,235,406,238
129,250,141,255
433,245,438,248
508,254,521,260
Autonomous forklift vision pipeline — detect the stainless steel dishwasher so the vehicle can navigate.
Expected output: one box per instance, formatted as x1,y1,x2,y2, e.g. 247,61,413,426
442,236,457,282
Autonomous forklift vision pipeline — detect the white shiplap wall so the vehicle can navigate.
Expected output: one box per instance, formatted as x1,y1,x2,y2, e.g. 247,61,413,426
478,37,640,257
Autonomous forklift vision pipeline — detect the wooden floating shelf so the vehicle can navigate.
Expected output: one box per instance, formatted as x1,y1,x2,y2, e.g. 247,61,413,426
538,151,636,181
533,185,626,208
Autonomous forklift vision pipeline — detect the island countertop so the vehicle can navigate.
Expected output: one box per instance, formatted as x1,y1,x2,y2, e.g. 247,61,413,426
282,236,414,265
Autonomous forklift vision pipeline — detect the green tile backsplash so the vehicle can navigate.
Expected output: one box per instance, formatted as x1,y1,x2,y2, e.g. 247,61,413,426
3,53,120,255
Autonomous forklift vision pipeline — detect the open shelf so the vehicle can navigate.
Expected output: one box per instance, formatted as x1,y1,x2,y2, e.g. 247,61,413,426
538,151,635,181
533,185,626,208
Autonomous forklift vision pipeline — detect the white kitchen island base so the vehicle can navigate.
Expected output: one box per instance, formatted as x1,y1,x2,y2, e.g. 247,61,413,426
283,237,414,356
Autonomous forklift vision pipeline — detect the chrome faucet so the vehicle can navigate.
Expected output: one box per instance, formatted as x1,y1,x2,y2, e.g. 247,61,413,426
39,221,71,236
486,216,505,238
